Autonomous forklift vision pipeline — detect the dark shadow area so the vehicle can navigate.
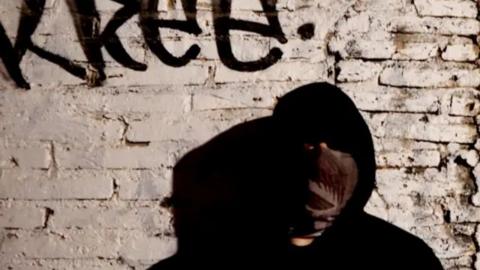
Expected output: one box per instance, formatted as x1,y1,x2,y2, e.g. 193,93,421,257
149,117,296,268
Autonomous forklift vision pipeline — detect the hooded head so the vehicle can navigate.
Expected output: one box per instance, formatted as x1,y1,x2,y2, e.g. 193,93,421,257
272,82,376,238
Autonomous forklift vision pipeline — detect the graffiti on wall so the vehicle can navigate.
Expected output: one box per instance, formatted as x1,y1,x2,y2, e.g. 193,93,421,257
0,0,315,89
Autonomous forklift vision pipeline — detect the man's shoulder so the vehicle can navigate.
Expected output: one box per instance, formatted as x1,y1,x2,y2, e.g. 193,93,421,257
363,215,442,260
356,213,443,268
360,213,428,245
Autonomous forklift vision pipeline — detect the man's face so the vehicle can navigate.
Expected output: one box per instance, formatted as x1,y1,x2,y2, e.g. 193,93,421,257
299,142,359,236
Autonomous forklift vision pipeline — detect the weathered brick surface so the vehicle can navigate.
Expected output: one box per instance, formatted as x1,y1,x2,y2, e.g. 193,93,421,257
336,60,383,82
413,0,478,18
1,229,122,259
0,170,113,200
450,88,480,116
0,0,479,269
0,258,133,270
367,113,477,143
380,61,480,88
125,109,272,143
119,233,177,262
50,204,172,230
442,40,480,62
191,82,301,110
0,204,45,229
112,169,173,201
388,15,480,36
0,145,51,169
215,61,334,83
339,82,442,113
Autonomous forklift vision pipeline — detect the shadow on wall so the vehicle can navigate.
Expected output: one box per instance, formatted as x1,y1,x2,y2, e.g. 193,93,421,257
157,116,294,267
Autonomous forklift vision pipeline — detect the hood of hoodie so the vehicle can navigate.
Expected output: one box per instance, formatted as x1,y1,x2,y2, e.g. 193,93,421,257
272,82,377,234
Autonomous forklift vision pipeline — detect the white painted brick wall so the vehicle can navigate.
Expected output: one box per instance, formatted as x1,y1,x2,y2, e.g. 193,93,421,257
0,170,114,200
413,0,478,18
0,0,479,269
379,61,480,88
0,205,45,229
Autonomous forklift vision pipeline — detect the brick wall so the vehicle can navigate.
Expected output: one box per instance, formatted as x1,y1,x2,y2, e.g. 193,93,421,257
0,0,479,269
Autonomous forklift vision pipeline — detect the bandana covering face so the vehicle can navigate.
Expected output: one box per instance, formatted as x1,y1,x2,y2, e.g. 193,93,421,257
293,143,358,237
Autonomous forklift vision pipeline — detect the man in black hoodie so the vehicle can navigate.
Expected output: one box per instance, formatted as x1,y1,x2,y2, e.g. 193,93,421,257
148,82,443,269
273,82,444,269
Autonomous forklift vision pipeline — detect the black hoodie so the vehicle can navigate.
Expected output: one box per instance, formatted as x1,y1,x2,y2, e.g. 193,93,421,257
147,82,443,269
273,82,444,269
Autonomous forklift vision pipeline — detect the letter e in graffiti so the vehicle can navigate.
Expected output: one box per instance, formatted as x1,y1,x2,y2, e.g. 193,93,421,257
139,0,202,67
212,0,287,71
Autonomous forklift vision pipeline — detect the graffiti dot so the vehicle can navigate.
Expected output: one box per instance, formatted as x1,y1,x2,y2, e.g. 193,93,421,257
297,23,315,40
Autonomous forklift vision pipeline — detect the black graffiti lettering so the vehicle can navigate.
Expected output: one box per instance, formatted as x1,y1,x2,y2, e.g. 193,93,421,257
0,0,295,89
1,0,51,90
67,0,106,86
29,43,88,80
139,0,202,67
101,0,147,71
297,23,315,41
0,23,30,89
0,0,87,89
212,0,287,71
19,0,87,83
15,0,45,62
66,0,149,83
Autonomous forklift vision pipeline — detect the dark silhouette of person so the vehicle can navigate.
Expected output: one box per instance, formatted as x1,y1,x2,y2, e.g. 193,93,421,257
273,82,444,269
147,82,444,269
